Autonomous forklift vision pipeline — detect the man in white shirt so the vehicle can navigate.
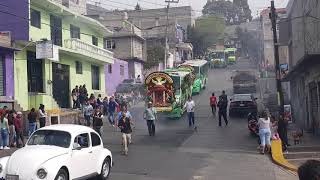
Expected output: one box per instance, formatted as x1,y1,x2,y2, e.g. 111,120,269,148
184,96,197,130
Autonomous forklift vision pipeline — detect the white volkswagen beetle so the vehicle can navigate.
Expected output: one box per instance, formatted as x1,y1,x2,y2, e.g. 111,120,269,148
0,124,113,180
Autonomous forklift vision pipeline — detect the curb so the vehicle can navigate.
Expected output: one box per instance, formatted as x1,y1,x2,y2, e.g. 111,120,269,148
271,139,298,172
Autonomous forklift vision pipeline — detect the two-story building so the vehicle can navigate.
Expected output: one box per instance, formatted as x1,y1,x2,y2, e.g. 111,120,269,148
282,0,320,135
0,0,114,110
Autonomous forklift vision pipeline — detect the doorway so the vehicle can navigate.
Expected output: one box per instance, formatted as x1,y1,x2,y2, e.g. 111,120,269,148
52,63,70,108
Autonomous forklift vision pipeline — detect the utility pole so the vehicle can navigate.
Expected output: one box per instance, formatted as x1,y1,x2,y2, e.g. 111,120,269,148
270,0,284,114
164,0,179,69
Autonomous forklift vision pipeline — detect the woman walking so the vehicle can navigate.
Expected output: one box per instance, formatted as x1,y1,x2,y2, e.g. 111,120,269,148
258,111,272,154
118,112,133,155
0,112,10,149
38,104,47,128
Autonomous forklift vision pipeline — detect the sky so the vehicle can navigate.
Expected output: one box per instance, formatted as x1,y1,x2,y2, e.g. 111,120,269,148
91,0,289,17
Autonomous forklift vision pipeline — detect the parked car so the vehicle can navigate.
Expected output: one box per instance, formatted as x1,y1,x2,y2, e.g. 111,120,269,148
0,124,113,180
229,94,258,116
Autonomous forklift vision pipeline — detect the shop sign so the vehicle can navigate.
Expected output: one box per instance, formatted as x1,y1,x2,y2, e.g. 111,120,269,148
0,31,11,47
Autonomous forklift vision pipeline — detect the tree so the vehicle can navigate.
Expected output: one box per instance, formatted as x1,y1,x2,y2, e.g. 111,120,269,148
188,15,225,57
145,43,165,70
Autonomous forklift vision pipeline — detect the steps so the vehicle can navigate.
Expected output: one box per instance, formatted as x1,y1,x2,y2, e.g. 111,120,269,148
285,146,320,167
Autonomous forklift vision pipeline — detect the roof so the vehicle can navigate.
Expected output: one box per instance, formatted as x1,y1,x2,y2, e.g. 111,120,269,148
165,70,191,77
40,124,95,135
183,60,208,67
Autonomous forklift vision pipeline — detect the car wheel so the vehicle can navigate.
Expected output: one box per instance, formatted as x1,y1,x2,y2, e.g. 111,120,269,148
99,157,111,180
55,169,69,180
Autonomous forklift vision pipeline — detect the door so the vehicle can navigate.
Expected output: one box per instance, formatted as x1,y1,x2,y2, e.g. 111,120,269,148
50,15,62,46
71,133,94,178
309,82,318,134
52,63,70,108
0,56,5,96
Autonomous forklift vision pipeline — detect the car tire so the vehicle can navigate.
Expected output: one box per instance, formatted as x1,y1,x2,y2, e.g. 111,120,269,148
54,168,69,180
98,157,111,180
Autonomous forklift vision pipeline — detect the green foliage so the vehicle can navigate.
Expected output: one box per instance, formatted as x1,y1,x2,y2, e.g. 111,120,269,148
188,16,225,57
145,44,165,70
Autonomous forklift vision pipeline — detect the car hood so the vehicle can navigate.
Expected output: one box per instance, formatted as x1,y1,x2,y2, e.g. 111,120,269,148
6,146,69,177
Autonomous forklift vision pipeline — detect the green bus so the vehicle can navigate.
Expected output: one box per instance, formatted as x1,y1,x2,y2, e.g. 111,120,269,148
145,68,195,118
225,48,237,64
182,60,209,94
210,50,227,68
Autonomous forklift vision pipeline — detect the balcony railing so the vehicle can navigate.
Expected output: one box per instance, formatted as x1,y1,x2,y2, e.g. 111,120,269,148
64,38,113,63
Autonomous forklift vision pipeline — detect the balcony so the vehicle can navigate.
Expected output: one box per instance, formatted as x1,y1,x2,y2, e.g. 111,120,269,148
62,38,114,64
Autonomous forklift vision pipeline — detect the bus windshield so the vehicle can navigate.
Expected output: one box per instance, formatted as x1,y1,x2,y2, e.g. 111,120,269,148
200,63,209,76
211,52,224,59
171,75,181,94
227,51,235,56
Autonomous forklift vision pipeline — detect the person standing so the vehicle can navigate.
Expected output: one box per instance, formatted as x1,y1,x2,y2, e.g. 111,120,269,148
28,108,37,136
8,110,16,147
278,114,290,150
108,97,118,126
14,112,24,148
217,91,228,127
71,86,79,109
93,108,104,136
0,112,10,149
83,101,94,126
184,96,197,130
258,111,271,154
38,104,47,128
143,102,157,136
118,112,133,155
210,93,217,116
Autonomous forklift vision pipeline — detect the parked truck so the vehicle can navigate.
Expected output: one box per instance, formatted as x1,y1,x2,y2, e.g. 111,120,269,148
232,70,257,94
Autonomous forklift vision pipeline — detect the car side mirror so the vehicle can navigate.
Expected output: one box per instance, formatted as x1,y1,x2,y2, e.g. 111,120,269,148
73,143,82,150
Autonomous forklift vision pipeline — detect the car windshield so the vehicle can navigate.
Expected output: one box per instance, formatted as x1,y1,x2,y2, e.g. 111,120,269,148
27,130,71,148
122,79,134,84
233,95,252,101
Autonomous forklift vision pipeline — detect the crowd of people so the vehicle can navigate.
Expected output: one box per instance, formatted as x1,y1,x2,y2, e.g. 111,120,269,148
0,104,47,150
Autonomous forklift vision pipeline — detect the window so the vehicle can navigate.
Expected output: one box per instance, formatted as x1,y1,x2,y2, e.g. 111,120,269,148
50,15,62,46
75,61,82,74
31,9,41,28
91,65,100,90
120,65,124,76
92,36,98,46
74,133,89,148
108,64,112,74
70,25,80,39
28,130,71,148
91,132,101,146
105,39,116,49
27,51,44,93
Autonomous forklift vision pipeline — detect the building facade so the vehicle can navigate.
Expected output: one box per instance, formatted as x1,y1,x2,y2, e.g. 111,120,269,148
0,0,113,110
282,0,320,135
0,32,16,106
105,59,128,96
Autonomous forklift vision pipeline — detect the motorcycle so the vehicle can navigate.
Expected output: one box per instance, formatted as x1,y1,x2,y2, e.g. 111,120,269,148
248,112,259,136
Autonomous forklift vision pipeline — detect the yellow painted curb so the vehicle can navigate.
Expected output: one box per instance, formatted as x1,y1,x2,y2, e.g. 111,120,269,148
271,140,298,172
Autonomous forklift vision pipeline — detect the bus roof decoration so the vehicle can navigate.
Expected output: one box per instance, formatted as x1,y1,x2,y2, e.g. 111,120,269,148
145,72,175,108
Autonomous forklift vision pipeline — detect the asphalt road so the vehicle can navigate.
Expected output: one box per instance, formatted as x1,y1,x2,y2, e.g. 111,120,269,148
102,58,298,180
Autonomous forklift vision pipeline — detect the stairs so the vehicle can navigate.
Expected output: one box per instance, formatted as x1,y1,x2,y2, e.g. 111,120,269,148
286,146,320,167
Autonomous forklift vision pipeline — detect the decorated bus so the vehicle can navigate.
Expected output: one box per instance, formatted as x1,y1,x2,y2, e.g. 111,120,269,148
145,69,195,118
209,50,227,68
182,60,209,94
225,48,237,64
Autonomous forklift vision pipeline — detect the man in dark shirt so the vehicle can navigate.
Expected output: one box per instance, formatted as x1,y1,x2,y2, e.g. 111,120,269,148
118,112,133,156
218,91,228,127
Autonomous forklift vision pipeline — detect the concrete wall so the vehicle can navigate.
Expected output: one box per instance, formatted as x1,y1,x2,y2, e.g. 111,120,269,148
111,37,144,60
105,59,128,96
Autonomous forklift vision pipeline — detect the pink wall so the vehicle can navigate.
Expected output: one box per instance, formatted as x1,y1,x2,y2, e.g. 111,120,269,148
105,59,129,96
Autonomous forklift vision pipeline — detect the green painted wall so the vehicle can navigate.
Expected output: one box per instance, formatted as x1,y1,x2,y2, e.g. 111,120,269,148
14,1,109,111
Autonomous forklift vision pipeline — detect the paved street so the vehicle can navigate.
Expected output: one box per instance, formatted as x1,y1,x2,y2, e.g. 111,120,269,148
101,58,298,180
